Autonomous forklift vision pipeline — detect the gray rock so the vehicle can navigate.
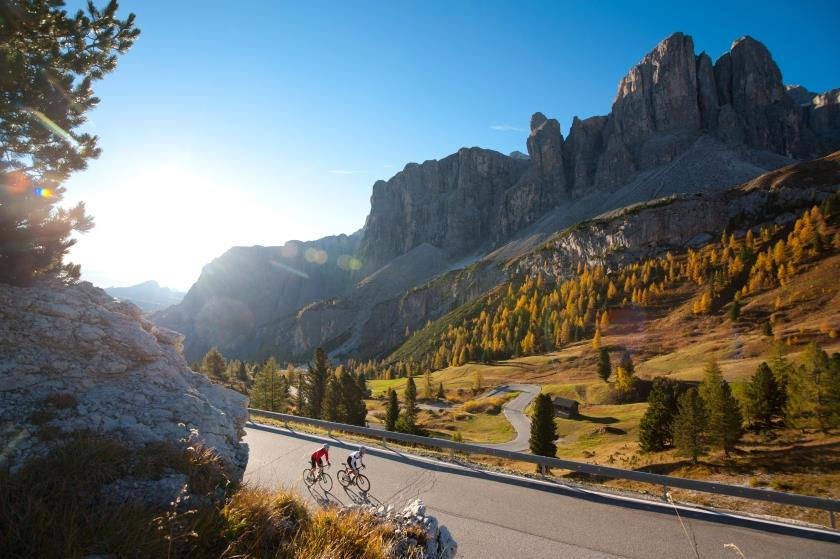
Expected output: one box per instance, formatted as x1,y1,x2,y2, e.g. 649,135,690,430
696,52,719,130
357,147,529,272
565,115,608,192
0,282,248,481
786,85,818,106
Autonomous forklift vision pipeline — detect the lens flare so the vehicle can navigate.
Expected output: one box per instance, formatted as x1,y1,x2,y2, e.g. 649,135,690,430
280,242,299,259
34,187,54,198
27,109,78,148
2,170,29,194
270,259,309,278
337,255,362,270
304,248,328,265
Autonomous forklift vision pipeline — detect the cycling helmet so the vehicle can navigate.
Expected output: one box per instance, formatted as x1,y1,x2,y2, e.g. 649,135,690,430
359,445,366,453
322,443,329,450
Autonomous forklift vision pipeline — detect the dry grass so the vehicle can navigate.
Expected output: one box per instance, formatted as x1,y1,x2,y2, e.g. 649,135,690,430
462,395,507,414
0,434,414,558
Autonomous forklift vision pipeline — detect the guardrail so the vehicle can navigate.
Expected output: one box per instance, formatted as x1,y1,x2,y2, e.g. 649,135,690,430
248,408,839,529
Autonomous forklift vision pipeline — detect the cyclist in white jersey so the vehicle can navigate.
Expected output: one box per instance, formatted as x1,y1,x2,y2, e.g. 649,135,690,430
347,446,366,476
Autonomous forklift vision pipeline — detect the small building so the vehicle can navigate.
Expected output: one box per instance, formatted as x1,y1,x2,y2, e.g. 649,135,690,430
552,396,579,418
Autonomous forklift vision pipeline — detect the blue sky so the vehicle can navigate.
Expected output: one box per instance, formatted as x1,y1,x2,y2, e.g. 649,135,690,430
62,0,840,290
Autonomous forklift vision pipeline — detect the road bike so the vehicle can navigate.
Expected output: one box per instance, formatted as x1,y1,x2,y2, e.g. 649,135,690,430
303,463,333,492
337,464,370,492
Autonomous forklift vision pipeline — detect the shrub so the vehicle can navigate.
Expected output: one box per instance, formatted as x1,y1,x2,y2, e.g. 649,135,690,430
462,396,505,414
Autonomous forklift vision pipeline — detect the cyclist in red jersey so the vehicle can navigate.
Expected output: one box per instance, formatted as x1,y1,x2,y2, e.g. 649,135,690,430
310,443,330,471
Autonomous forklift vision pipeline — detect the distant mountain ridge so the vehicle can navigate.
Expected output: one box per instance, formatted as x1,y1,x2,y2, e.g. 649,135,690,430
154,32,840,363
105,280,185,313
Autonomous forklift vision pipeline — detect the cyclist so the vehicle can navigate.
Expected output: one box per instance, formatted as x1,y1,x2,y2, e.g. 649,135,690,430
346,445,366,477
310,443,331,472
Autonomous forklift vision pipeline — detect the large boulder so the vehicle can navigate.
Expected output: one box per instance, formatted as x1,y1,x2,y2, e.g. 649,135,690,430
0,281,248,479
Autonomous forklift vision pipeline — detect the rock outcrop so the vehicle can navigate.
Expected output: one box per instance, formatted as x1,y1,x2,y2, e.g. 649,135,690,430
347,499,457,559
0,281,248,479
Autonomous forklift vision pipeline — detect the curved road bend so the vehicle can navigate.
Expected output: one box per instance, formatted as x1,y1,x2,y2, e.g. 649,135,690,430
481,384,540,452
244,424,840,559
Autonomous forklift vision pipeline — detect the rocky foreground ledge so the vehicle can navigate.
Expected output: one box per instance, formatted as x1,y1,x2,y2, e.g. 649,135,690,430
346,499,457,559
0,280,248,479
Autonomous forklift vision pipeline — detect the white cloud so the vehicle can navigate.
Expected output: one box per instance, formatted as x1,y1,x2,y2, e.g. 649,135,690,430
490,124,525,132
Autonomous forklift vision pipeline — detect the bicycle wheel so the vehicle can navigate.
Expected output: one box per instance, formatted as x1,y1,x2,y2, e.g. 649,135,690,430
318,471,333,492
355,473,370,493
337,469,351,488
303,468,315,487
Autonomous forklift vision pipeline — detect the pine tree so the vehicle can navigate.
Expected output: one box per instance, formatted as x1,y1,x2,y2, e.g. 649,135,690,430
437,382,445,400
0,1,139,285
356,371,369,398
673,389,707,463
201,347,227,382
251,357,285,412
639,377,679,452
826,353,840,429
237,361,249,384
788,342,840,431
699,361,742,456
385,388,399,431
304,347,330,419
423,371,433,400
396,375,419,433
718,381,743,456
339,371,367,426
745,362,783,430
597,348,611,383
592,328,602,350
323,373,341,422
529,393,557,461
761,321,773,337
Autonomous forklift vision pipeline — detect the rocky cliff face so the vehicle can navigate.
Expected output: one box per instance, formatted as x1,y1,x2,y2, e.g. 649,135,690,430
516,151,840,280
155,32,840,364
0,281,248,479
358,33,840,277
155,231,361,361
357,148,528,273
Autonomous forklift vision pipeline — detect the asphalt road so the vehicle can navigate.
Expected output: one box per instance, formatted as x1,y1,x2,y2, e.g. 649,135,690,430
244,423,840,559
481,384,540,452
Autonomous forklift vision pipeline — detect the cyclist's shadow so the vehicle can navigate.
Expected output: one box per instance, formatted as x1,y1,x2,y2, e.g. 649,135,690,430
340,483,384,507
305,484,344,507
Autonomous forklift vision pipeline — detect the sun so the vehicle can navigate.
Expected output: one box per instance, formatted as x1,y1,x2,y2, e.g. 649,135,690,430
72,160,276,290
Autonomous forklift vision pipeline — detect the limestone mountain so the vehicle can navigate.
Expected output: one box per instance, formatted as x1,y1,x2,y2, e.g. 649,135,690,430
105,280,185,313
154,231,361,361
154,32,840,364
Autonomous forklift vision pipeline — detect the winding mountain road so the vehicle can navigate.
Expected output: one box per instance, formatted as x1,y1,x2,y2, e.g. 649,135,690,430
480,384,540,452
244,423,840,559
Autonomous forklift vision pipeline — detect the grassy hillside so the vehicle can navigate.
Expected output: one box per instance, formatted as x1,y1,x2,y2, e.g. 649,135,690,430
355,190,840,527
